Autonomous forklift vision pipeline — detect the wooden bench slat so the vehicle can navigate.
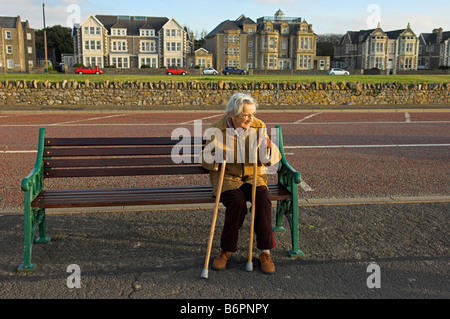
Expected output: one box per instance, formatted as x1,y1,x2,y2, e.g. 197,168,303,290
44,166,209,178
45,137,205,146
31,184,292,208
44,146,176,157
44,157,199,168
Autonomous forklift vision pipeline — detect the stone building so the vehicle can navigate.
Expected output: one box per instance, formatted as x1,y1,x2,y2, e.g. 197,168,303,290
334,23,419,72
72,15,190,69
418,28,450,69
205,9,328,72
0,15,36,72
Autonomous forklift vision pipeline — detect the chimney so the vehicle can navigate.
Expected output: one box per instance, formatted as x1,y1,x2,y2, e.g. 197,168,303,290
433,28,443,43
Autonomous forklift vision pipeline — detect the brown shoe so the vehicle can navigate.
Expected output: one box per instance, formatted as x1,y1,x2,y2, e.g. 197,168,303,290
259,252,275,274
212,250,230,271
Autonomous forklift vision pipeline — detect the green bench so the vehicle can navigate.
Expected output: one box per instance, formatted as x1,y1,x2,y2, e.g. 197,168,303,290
18,126,303,271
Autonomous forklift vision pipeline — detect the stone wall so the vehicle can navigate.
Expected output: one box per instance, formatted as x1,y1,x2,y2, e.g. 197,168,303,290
0,80,448,107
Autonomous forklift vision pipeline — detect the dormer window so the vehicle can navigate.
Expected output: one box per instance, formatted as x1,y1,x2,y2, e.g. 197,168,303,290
140,29,155,37
112,29,127,36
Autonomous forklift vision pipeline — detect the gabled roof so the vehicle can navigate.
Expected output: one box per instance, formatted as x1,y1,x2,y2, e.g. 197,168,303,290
421,30,450,44
95,15,169,35
206,15,257,38
341,25,416,45
0,16,19,28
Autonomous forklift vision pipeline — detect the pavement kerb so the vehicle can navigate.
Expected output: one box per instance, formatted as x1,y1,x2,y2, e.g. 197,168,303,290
1,195,448,216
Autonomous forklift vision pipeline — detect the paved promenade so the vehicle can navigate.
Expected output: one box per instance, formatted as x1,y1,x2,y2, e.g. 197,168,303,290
0,105,448,307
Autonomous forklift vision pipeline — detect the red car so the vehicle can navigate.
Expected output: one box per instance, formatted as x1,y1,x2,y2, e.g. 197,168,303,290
166,66,187,75
75,66,103,75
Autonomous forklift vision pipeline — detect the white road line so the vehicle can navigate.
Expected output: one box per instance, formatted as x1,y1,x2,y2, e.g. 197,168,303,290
266,121,450,125
179,114,222,125
48,114,129,126
0,150,37,154
300,181,314,192
405,112,411,123
294,112,321,123
3,143,448,154
284,144,450,149
0,120,449,127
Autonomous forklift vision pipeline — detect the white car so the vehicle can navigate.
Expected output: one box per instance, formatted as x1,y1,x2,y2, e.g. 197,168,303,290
328,68,350,75
203,67,218,75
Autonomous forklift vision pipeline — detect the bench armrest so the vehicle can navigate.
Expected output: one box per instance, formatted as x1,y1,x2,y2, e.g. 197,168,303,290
21,128,46,200
276,125,301,191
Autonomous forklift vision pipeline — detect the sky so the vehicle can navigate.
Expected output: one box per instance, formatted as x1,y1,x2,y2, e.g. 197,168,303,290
1,0,449,37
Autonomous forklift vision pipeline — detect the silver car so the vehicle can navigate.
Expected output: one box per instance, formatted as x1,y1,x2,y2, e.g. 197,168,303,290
203,67,218,75
328,68,350,75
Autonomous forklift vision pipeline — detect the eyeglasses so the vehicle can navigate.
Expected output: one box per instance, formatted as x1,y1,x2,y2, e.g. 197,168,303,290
240,113,256,119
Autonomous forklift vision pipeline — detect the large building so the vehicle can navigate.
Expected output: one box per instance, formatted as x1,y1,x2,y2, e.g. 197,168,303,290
418,28,450,69
334,23,419,72
72,15,190,69
0,15,36,72
205,9,329,72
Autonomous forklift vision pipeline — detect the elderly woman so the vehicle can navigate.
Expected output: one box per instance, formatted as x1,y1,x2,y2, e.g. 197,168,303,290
201,93,280,274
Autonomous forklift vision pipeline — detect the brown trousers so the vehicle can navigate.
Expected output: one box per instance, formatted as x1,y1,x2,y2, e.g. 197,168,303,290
219,183,275,252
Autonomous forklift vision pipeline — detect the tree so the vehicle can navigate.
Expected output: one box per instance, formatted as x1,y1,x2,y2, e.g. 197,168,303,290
316,33,343,59
35,25,74,63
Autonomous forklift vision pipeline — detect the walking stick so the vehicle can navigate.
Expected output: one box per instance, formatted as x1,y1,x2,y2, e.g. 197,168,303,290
201,160,227,279
246,144,258,272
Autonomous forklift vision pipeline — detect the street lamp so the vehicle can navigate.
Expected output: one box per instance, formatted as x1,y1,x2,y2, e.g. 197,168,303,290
42,3,48,73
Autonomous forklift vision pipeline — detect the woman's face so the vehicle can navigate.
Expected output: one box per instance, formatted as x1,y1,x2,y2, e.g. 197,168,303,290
229,103,256,130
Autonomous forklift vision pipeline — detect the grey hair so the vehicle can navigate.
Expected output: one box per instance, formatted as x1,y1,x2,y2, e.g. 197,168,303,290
225,93,258,116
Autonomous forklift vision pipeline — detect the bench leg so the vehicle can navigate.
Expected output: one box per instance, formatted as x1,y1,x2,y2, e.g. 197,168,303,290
273,198,304,258
18,206,36,272
35,209,51,244
18,208,51,272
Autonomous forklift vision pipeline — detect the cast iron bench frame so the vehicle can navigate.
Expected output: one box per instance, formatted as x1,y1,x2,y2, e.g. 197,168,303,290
18,126,303,271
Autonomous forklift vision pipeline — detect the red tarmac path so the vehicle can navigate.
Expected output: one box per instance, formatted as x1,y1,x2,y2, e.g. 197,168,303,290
1,109,449,212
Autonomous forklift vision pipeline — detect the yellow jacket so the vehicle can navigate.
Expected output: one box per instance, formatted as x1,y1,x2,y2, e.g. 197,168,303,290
200,115,281,196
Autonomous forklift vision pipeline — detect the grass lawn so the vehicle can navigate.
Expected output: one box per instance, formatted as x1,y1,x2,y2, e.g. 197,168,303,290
0,73,449,85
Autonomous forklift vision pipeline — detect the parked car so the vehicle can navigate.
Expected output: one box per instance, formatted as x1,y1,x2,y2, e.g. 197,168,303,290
328,68,350,75
203,67,218,75
75,66,103,75
222,67,247,75
166,66,188,75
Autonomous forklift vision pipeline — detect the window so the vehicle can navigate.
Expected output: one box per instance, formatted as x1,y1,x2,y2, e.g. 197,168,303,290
6,46,12,54
111,57,129,68
140,57,157,68
27,33,32,40
269,37,277,49
141,41,156,52
165,42,181,52
28,46,33,54
7,60,14,68
248,41,253,47
6,31,12,39
112,41,127,51
140,29,155,37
